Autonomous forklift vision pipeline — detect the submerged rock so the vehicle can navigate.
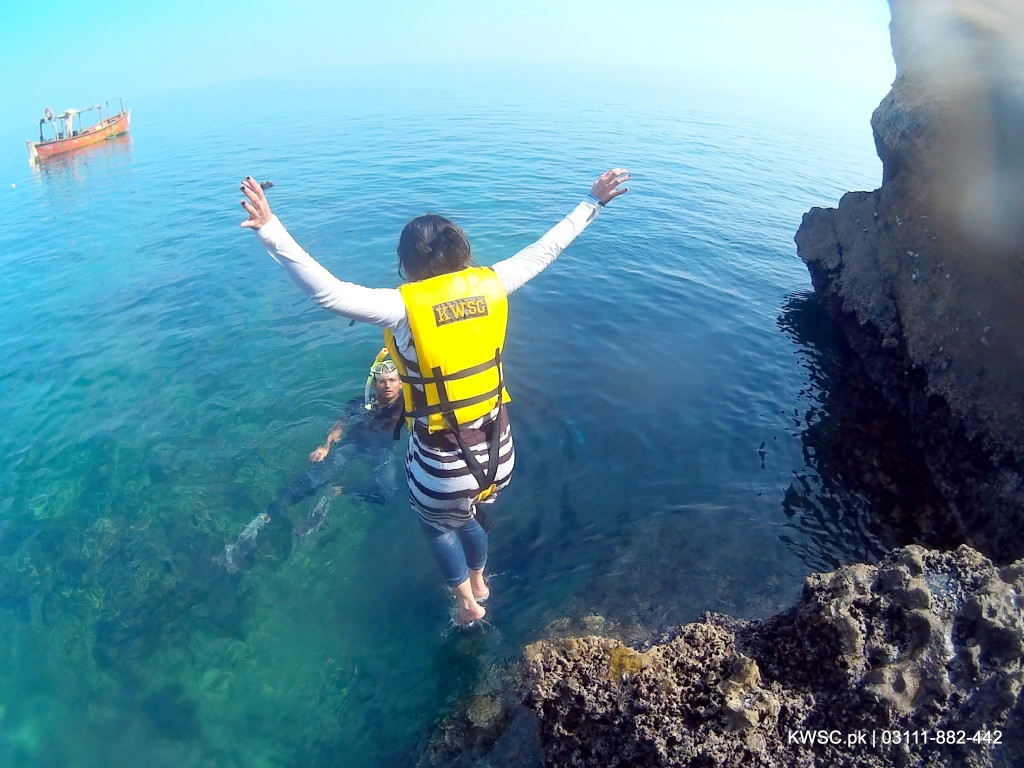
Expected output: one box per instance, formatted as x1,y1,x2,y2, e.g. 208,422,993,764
521,545,1023,768
795,0,1024,560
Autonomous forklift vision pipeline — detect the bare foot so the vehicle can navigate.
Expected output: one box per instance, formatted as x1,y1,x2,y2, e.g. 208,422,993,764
457,598,486,626
469,572,490,602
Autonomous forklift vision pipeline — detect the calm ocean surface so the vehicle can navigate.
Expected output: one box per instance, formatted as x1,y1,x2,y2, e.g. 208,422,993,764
1,65,884,766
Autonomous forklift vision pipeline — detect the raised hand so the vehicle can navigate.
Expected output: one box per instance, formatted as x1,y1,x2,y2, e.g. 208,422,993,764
240,176,273,229
590,168,631,205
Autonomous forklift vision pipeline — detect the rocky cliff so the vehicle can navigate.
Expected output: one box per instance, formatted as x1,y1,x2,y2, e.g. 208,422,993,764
795,0,1024,560
521,546,1023,768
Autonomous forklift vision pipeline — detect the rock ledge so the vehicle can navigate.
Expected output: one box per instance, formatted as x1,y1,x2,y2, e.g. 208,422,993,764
522,546,1024,768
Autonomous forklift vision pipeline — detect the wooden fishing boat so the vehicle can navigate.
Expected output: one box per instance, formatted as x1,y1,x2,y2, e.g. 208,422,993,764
26,99,131,163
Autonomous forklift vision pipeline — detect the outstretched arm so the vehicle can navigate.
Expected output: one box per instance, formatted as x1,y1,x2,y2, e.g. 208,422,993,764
493,168,630,295
239,177,406,327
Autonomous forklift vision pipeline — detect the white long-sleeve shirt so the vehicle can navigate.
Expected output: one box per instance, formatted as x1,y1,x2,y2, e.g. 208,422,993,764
254,198,601,356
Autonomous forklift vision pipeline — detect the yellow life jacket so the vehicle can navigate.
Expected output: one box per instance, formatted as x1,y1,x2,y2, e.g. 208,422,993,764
384,266,510,435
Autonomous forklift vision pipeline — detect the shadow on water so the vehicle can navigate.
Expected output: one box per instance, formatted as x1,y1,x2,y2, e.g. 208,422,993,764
780,293,1024,768
776,291,960,573
410,629,545,768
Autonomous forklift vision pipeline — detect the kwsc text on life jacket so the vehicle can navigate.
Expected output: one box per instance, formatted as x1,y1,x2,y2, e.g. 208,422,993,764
432,296,489,326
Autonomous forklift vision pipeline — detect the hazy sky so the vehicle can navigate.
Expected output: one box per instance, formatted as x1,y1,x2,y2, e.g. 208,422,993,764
1,0,895,135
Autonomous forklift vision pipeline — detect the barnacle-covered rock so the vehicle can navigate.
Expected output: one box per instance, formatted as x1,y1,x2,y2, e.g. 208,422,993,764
522,546,1023,767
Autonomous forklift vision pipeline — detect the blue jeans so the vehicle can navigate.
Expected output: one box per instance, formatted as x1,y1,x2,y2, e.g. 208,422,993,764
420,518,488,588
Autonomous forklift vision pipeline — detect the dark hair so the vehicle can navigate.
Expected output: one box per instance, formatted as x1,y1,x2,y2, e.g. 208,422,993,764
397,215,472,281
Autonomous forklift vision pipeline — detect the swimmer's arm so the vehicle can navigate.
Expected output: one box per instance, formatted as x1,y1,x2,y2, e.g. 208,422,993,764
309,418,347,462
253,216,406,327
492,200,601,294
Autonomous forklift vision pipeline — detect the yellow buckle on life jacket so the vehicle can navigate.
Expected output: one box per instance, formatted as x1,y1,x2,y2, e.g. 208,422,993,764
475,483,497,504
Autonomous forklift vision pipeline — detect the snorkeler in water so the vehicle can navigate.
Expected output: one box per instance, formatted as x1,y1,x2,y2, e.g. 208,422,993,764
219,351,403,572
267,351,403,520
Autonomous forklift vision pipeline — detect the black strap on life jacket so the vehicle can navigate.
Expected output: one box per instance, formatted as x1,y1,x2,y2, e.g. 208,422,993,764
394,346,505,519
400,354,503,421
432,348,504,494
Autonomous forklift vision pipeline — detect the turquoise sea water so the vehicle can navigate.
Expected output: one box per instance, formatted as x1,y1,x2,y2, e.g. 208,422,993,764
2,66,886,766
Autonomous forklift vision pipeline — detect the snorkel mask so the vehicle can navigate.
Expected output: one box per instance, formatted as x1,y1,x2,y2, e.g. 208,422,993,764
364,349,398,409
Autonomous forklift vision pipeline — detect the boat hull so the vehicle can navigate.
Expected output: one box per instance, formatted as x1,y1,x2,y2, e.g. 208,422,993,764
27,110,131,163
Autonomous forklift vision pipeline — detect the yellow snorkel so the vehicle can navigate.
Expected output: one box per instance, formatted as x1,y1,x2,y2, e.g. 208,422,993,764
364,347,394,409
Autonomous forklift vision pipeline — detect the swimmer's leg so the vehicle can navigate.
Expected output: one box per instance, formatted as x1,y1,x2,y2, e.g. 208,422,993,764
419,521,486,625
359,450,398,505
266,476,318,517
266,445,354,517
294,494,332,538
